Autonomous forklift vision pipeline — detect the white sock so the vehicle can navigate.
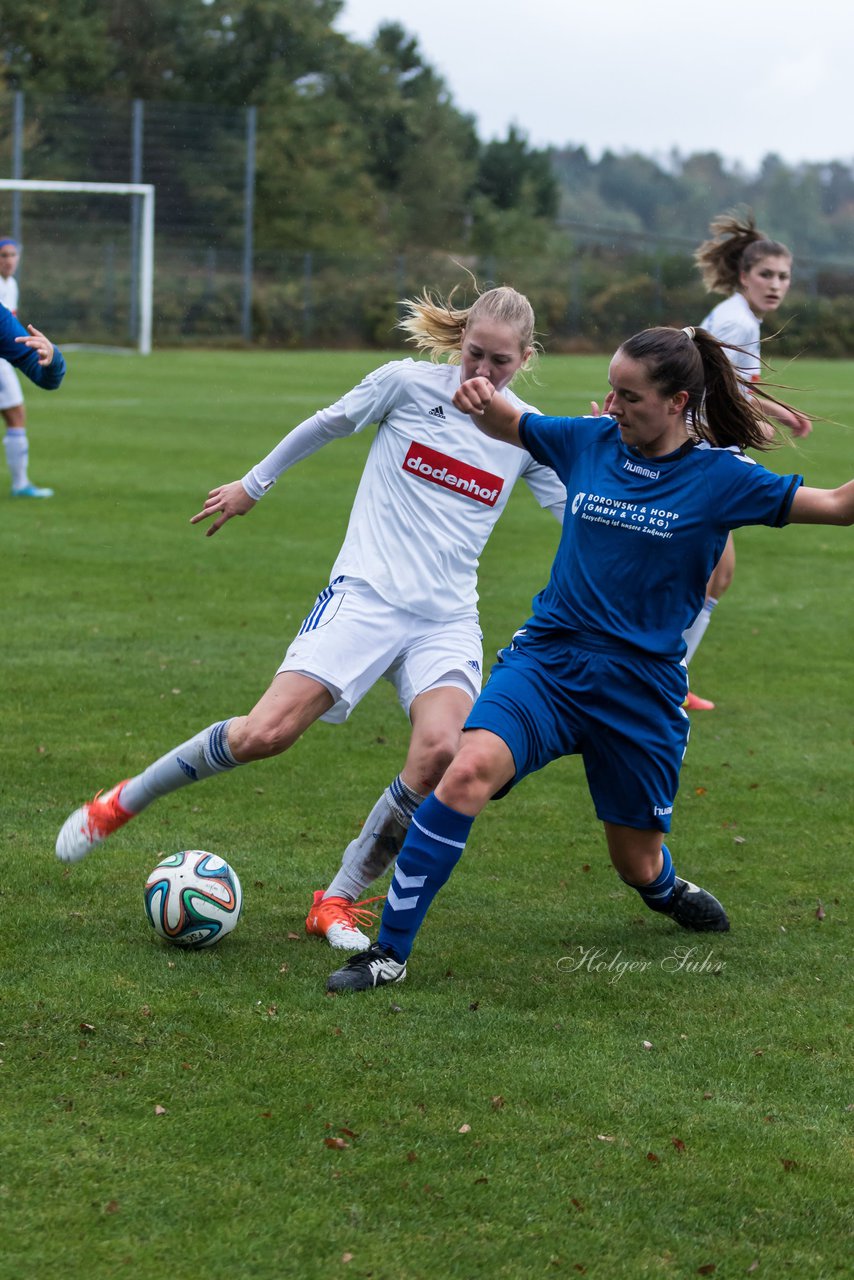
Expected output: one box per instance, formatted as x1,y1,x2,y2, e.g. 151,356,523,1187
4,429,29,489
682,597,718,665
324,774,425,902
120,720,241,814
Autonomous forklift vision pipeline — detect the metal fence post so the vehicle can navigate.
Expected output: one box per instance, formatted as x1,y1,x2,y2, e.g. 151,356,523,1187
11,91,24,245
129,99,144,342
241,106,257,344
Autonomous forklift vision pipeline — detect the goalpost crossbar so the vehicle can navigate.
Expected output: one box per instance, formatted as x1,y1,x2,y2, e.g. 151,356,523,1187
0,178,155,355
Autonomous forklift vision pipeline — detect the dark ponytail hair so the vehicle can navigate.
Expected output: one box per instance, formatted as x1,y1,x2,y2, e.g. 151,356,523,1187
618,326,800,452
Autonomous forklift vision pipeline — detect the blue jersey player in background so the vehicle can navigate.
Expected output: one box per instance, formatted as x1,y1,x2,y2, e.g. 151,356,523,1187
327,323,854,993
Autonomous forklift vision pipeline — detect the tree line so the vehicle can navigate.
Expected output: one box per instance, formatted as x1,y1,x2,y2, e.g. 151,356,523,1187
3,0,853,353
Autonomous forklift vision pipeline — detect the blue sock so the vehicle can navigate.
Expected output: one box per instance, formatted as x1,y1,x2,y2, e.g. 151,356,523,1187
623,844,676,913
377,793,474,962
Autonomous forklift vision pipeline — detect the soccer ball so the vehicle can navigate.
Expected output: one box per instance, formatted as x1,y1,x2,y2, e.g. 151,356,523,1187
144,850,243,948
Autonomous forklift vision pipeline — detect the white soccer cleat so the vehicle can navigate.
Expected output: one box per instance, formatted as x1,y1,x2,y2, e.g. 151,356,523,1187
55,782,133,863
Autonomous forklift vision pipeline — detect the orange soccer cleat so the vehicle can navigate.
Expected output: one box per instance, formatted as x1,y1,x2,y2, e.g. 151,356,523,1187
684,690,716,712
305,890,386,951
55,781,134,863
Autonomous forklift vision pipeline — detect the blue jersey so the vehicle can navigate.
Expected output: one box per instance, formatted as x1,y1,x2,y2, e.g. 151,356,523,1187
0,302,66,389
517,413,802,662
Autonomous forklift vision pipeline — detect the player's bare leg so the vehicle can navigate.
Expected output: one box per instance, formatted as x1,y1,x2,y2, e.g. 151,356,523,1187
683,534,736,711
56,673,333,863
605,822,729,931
307,685,472,949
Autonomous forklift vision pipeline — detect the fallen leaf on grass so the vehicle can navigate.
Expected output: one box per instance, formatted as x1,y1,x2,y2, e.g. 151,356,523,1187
816,901,826,921
747,1262,759,1273
596,1134,615,1143
324,1137,349,1150
287,932,301,941
646,1152,659,1163
458,1124,471,1134
104,1200,120,1214
642,1040,653,1050
671,1137,686,1153
154,1105,167,1116
570,1198,584,1211
79,1023,95,1035
491,1095,505,1110
697,1266,716,1276
341,1254,353,1264
474,1176,488,1184
406,1151,417,1163
780,1158,798,1172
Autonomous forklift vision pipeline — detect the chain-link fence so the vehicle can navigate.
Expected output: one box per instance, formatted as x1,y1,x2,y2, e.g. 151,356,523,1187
3,90,854,356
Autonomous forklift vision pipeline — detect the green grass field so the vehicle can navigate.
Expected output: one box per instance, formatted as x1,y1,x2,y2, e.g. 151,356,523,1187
2,349,852,1279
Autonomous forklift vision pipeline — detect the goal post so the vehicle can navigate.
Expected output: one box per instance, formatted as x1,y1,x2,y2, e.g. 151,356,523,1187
0,178,155,355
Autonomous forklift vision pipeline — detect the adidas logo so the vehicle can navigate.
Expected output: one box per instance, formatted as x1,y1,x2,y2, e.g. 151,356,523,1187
428,405,445,418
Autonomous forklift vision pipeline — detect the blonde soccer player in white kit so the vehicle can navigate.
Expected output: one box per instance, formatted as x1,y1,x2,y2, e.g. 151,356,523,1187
56,284,567,948
681,211,812,711
0,237,55,498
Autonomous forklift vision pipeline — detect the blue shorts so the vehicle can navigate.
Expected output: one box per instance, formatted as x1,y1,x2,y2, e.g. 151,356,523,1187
465,638,690,832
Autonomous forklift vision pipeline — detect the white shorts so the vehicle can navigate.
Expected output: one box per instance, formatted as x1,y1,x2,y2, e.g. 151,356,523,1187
0,359,23,412
277,576,484,723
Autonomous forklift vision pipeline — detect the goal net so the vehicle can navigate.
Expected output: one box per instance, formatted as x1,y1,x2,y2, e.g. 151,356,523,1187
0,179,154,354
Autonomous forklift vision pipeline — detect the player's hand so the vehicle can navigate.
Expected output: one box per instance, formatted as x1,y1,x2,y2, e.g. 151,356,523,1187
453,376,495,416
590,391,615,416
190,480,257,536
789,412,812,439
15,324,54,366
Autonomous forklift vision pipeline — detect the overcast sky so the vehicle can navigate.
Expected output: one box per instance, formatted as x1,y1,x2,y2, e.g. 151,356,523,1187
335,0,854,172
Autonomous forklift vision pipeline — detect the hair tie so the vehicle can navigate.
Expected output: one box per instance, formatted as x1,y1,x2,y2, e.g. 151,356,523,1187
682,326,696,341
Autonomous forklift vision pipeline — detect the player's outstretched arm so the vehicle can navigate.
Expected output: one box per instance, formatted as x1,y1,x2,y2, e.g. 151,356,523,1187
190,480,257,537
789,480,854,526
754,393,812,439
452,376,524,446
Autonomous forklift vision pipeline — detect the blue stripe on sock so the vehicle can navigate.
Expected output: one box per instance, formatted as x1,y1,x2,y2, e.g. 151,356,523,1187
389,773,421,820
204,720,238,771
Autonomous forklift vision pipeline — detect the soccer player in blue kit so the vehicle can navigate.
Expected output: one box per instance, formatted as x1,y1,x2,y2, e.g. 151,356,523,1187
327,323,854,992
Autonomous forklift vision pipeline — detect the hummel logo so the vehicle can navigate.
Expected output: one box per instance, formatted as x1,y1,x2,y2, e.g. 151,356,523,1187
428,405,445,418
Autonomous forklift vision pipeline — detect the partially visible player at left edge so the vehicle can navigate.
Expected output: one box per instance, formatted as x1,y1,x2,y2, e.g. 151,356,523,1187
0,238,66,498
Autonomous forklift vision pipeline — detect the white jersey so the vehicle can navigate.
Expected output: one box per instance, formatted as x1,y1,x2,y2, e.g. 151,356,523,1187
323,359,565,622
0,275,19,314
0,275,22,407
701,292,761,381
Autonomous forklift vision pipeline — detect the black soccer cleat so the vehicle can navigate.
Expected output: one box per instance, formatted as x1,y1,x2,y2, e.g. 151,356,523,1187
666,876,730,932
326,941,407,993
